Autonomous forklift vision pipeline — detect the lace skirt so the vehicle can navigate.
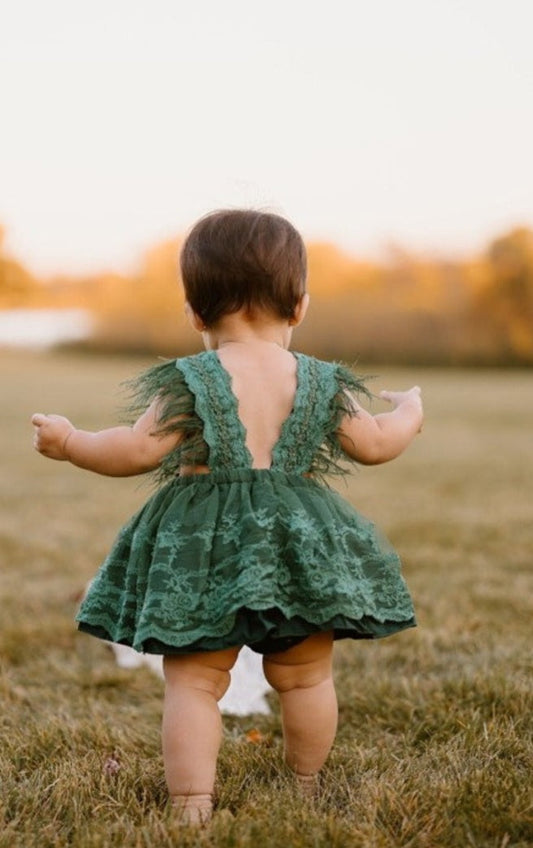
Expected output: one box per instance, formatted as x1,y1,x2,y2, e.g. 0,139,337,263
76,469,416,654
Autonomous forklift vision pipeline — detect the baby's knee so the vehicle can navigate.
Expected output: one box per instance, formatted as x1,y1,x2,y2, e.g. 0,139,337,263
214,670,232,701
263,631,334,693
264,658,332,693
207,667,232,702
264,661,331,692
163,656,232,702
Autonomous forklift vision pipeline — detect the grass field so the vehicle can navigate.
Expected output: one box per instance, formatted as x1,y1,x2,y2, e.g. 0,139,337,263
1,349,532,848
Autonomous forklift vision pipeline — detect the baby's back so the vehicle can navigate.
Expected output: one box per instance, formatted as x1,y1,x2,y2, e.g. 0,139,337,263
217,342,298,469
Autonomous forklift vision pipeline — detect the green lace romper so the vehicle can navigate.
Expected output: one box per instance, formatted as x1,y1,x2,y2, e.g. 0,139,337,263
76,351,416,654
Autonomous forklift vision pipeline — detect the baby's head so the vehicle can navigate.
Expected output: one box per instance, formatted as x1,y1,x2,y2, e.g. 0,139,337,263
180,209,307,328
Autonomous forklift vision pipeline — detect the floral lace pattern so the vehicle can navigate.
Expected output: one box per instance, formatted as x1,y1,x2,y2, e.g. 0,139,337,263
177,353,254,469
77,353,416,653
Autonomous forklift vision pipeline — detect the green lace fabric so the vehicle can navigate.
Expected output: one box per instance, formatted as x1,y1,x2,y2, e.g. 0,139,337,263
123,351,372,485
77,352,416,653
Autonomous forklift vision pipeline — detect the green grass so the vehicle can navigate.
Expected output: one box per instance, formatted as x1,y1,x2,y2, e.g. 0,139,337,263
1,350,532,847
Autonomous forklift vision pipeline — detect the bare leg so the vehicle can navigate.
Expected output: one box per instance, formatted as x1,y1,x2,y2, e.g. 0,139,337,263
162,645,240,824
263,631,337,789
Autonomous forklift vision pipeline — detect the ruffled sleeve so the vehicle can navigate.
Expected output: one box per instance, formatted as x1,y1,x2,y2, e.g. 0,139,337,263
123,359,208,484
308,361,373,480
333,362,373,423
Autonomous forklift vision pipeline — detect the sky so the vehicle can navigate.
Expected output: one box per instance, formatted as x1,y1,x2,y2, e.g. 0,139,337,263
1,0,533,276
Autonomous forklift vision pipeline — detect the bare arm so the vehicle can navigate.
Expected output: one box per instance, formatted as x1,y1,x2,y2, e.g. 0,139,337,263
31,402,182,477
337,386,423,465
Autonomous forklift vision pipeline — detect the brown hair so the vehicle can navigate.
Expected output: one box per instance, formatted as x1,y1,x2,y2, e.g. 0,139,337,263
179,209,307,327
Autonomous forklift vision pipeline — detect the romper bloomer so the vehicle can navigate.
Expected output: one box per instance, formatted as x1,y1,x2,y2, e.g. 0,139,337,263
76,351,416,654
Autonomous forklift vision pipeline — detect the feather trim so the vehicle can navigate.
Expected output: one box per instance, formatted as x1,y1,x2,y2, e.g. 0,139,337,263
308,363,374,481
122,357,373,486
122,359,208,485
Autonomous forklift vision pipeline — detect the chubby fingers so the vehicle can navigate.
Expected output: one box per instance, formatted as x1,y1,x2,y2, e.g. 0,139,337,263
32,413,48,452
32,413,72,428
31,413,74,459
379,385,421,399
378,390,401,404
378,386,423,410
32,412,49,428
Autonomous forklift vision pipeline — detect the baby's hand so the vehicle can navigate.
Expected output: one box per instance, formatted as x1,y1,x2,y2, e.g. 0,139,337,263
379,386,423,431
32,413,75,461
379,386,422,409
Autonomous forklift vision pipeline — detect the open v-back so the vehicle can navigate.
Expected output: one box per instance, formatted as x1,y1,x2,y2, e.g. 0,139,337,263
210,349,300,470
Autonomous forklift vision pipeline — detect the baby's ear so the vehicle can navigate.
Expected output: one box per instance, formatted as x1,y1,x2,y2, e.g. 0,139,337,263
184,302,206,333
290,293,310,327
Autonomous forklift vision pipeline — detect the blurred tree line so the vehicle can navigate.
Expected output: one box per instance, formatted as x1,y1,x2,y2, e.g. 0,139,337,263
1,224,532,365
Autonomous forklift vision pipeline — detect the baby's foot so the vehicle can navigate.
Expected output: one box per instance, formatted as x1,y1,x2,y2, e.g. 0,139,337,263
294,772,319,799
170,793,213,826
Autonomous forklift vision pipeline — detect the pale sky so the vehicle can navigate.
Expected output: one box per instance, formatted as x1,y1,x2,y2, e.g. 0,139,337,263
2,0,533,276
